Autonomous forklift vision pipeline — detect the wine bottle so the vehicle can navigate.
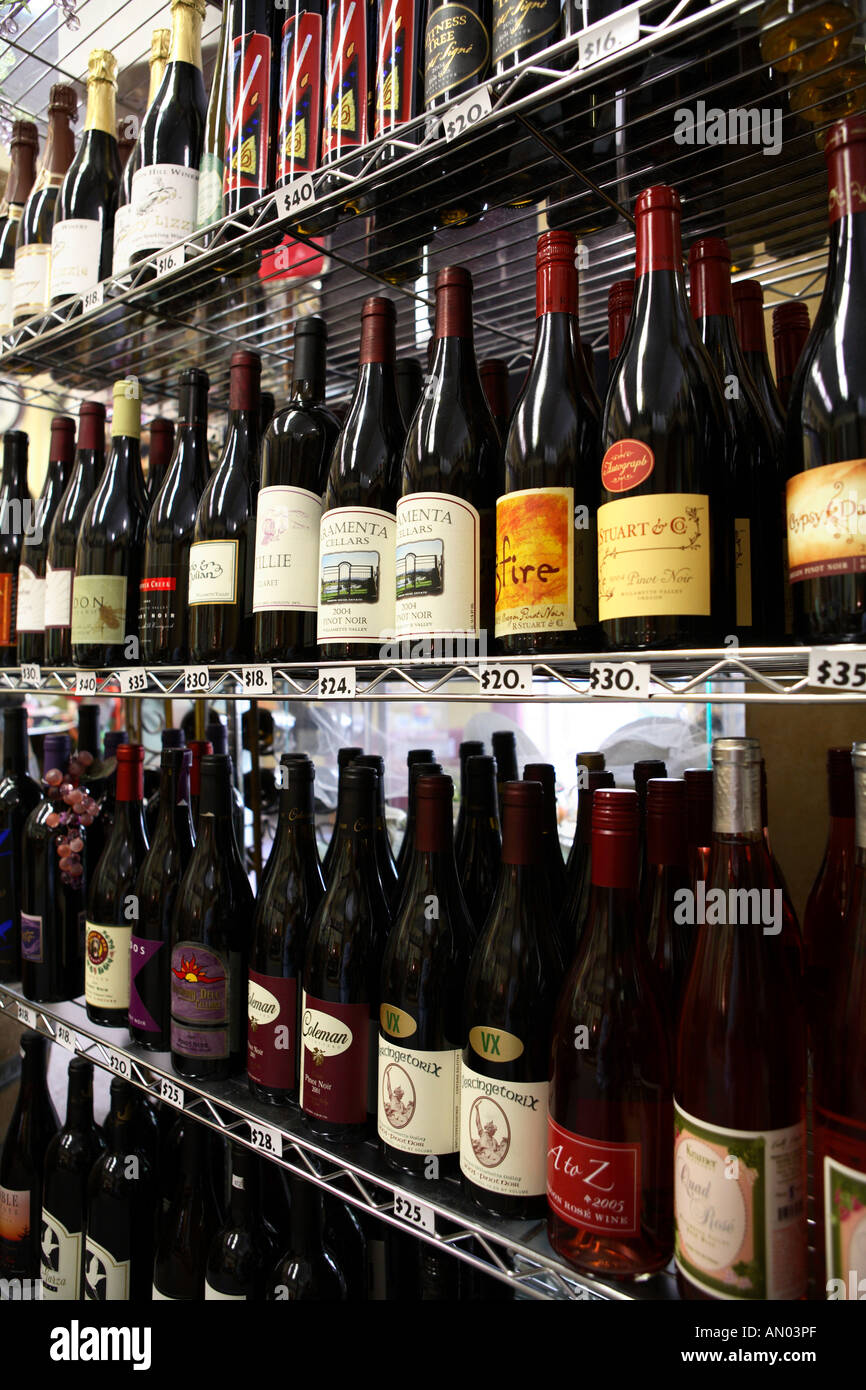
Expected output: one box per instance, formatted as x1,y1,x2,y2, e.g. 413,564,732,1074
558,768,614,951
496,231,601,655
643,777,692,1014
522,763,566,924
804,747,855,1044
144,727,186,835
84,744,149,1027
322,1191,366,1300
188,737,213,831
321,744,363,878
189,350,261,663
423,1,491,227
140,368,210,664
196,1,232,229
392,758,442,911
45,400,106,667
130,0,207,264
397,266,499,645
40,1058,105,1300
607,279,634,384
0,706,42,982
0,431,29,667
634,757,666,891
170,754,253,1078
454,738,484,861
684,766,713,893
204,719,246,855
84,1078,154,1301
772,300,810,409
129,747,194,1050
321,0,374,173
491,730,517,823
71,379,148,669
275,0,325,190
206,1143,276,1299
814,739,866,1297
760,758,804,984
548,788,673,1276
223,0,277,218
563,749,605,881
116,120,136,173
460,780,562,1218
674,737,807,1301
12,84,77,324
153,1118,221,1299
301,764,390,1141
354,754,399,904
0,1031,59,1284
249,755,325,1103
689,237,785,644
17,415,75,665
112,29,171,274
254,319,339,661
394,358,423,431
102,1089,160,1177
456,753,501,934
786,118,866,642
479,359,509,443
270,1176,347,1301
379,772,474,1175
492,0,561,72
318,296,405,661
145,416,175,503
0,121,38,334
49,49,121,304
600,185,732,649
84,728,129,880
732,279,786,441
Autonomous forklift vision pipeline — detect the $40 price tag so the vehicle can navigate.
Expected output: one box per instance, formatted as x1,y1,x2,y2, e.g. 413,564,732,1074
276,177,315,220
588,660,651,699
444,85,492,142
393,1193,436,1234
318,666,356,700
76,671,98,696
808,647,866,690
478,663,532,696
249,1122,282,1156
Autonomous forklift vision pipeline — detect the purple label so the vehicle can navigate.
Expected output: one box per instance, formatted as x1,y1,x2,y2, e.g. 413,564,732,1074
170,1020,229,1059
170,942,230,1058
20,912,42,963
129,936,163,1033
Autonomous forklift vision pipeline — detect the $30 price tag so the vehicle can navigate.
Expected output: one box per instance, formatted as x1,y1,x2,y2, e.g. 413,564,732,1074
444,85,492,142
588,660,651,699
183,665,210,694
249,1122,282,1156
20,663,40,686
242,665,274,695
478,663,532,696
318,666,356,700
393,1193,436,1234
105,1048,131,1079
276,177,315,220
808,647,866,690
159,1077,184,1108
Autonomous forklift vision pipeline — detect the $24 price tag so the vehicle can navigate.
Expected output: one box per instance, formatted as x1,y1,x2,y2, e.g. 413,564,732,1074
76,671,98,696
393,1193,436,1234
183,665,210,694
242,665,274,695
588,660,651,699
105,1048,131,1080
579,4,640,67
478,663,532,696
808,647,866,690
249,1122,282,1156
444,85,492,142
276,177,315,220
159,1077,184,1109
318,666,356,700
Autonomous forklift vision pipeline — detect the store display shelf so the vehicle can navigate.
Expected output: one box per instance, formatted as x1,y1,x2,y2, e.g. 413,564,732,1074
0,982,677,1301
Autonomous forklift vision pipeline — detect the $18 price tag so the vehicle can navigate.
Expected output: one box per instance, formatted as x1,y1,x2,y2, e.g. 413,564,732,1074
82,282,104,312
808,647,866,690
579,4,640,67
159,1077,184,1108
119,667,147,694
20,663,40,686
55,1022,78,1053
242,665,274,695
318,666,356,700
249,1122,282,1156
17,1002,36,1028
588,660,651,699
76,671,98,696
393,1193,436,1234
276,177,315,220
183,665,210,694
105,1048,131,1079
444,85,492,142
478,663,532,696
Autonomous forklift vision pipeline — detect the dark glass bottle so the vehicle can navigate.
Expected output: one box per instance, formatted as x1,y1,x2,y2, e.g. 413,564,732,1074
205,1143,276,1299
456,753,501,934
274,0,325,190
563,750,605,882
322,1195,365,1300
222,0,276,219
204,718,246,855
634,757,666,892
491,729,517,822
101,1090,160,1176
492,0,560,71
320,744,363,879
558,768,615,953
112,29,170,273
643,777,692,1015
772,300,810,409
145,417,176,503
0,121,38,334
607,280,634,384
423,0,491,228
20,734,86,1003
454,738,484,861
188,737,213,831
84,1078,155,1301
804,747,855,1045
732,279,786,442
354,754,398,904
480,359,510,443
522,762,566,926
320,0,374,174
392,758,442,913
395,358,424,432
269,1174,347,1300
84,728,129,879
0,1031,59,1285
40,1058,105,1301
17,415,76,666
0,705,42,981
45,400,106,667
684,766,713,894
12,85,77,323
195,3,231,229
0,430,29,667
153,1118,221,1299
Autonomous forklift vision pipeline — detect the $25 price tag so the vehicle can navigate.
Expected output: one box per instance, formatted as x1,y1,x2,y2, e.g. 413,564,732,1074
478,663,532,696
808,647,866,690
318,666,356,700
393,1193,436,1234
444,85,492,142
276,177,315,220
588,660,651,699
159,1077,184,1109
249,1122,282,1156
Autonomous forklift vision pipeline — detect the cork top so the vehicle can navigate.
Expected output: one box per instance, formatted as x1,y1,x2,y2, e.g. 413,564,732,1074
87,49,118,85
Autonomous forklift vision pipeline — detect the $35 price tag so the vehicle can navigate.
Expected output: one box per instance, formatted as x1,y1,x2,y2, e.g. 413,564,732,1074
159,1077,184,1109
478,663,532,696
249,1122,282,1156
444,85,492,142
808,647,866,690
276,177,315,220
183,665,210,694
588,660,651,699
119,667,147,695
242,665,274,695
318,666,356,700
393,1193,436,1234
105,1048,131,1080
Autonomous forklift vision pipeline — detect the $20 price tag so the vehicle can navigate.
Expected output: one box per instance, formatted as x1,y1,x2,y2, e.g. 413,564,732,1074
318,666,356,700
105,1048,131,1079
444,85,492,142
249,1122,282,1156
393,1193,436,1234
588,660,651,699
808,647,866,690
478,663,532,696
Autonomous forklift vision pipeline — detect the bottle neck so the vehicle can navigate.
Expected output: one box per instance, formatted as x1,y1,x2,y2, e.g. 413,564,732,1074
84,79,116,137
291,375,326,406
289,1177,323,1250
734,296,768,355
169,2,204,69
591,829,640,893
229,1163,254,1225
273,776,318,857
531,311,577,377
42,111,75,178
2,451,28,501
713,762,762,840
222,409,260,480
66,1073,94,1131
5,143,37,206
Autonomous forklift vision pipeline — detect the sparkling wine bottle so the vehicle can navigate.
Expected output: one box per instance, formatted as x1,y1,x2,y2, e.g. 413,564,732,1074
17,414,75,665
12,84,77,323
196,2,232,229
0,121,38,334
112,29,170,273
40,1058,105,1300
45,400,106,667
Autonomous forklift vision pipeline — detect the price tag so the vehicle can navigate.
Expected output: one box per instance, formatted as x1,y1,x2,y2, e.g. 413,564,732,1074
318,666,356,700
579,4,640,68
393,1193,436,1234
119,667,147,694
588,660,651,698
82,282,104,312
17,1002,36,1028
159,1077,184,1108
55,1022,78,1053
242,665,273,695
154,246,185,277
20,663,40,686
444,85,492,142
105,1047,132,1079
249,1121,281,1156
276,176,315,220
76,671,98,696
478,663,533,696
808,647,866,690
183,665,210,694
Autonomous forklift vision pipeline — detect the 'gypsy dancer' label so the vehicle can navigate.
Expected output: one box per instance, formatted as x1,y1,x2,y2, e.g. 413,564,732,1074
130,163,199,254
378,1023,460,1156
317,505,396,643
597,492,711,622
300,993,370,1124
70,574,127,646
85,922,132,1011
547,1115,641,1235
188,539,239,606
20,911,42,964
734,517,752,627
375,0,419,135
424,3,490,103
395,492,480,639
824,1153,866,1293
84,1236,130,1300
492,0,561,65
41,1207,82,1299
278,11,323,180
322,0,370,159
673,1101,807,1300
495,486,582,637
459,1059,548,1198
170,942,233,1060
786,459,866,582
253,485,322,613
247,971,297,1089
223,33,272,198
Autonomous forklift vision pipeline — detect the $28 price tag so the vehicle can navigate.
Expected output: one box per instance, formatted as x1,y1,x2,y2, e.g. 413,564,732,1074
17,1002,36,1028
76,671,98,696
393,1193,436,1234
20,663,40,686
119,668,147,694
444,85,492,142
276,177,315,220
105,1048,131,1080
183,665,210,694
55,1022,78,1053
478,663,532,696
578,4,640,67
249,1122,282,1156
159,1077,184,1108
318,666,356,700
808,647,866,690
242,665,273,695
588,660,651,699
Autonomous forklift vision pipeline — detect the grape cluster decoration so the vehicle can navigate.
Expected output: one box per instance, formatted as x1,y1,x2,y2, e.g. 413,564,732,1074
44,751,100,886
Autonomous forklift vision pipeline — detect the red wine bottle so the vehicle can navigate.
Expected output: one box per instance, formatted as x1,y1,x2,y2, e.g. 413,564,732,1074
454,738,484,861
0,121,38,334
206,1144,276,1299
492,0,560,71
0,1031,59,1284
491,728,517,823
321,744,363,878
395,358,424,431
558,768,614,953
548,788,673,1276
607,279,634,385
113,30,170,270
456,753,501,934
732,279,786,443
40,1058,105,1301
772,300,810,409
222,0,276,218
393,758,441,912
84,727,129,880
479,359,509,443
392,747,435,884
634,757,666,891
144,416,175,503
0,431,29,667
0,706,42,982
84,1078,154,1301
17,415,76,665
354,754,399,904
269,1174,347,1300
45,400,106,667
188,737,213,831
684,766,713,893
153,1118,221,1299
564,750,604,880
275,1,325,189
522,762,566,925
643,777,692,1014
804,747,855,1044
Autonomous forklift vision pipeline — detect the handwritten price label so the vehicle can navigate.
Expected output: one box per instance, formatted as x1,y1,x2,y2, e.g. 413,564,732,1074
154,246,185,277
183,665,210,694
242,665,273,695
76,671,98,696
588,661,651,699
20,663,40,685
393,1193,436,1233
119,668,147,694
579,4,640,67
318,666,356,700
478,664,532,696
249,1122,282,1156
444,85,492,142
276,177,315,220
82,282,104,312
808,648,866,690
17,1002,36,1028
159,1078,184,1108
55,1022,79,1053
105,1048,131,1079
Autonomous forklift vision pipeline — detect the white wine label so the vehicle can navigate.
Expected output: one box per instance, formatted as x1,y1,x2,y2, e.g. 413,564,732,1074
253,485,322,613
45,562,73,629
597,492,711,621
111,203,134,276
395,492,480,639
70,574,128,646
317,505,396,643
84,922,132,1011
84,1235,130,1300
734,517,752,628
49,218,102,300
204,1281,246,1301
13,242,51,319
196,152,225,229
40,1207,82,1299
0,268,13,333
824,1154,866,1293
16,565,45,634
188,539,239,605
459,1060,548,1198
673,1101,807,1301
378,1034,460,1157
130,163,199,254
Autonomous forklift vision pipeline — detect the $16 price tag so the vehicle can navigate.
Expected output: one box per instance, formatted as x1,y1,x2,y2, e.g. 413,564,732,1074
444,85,492,142
249,1122,281,1156
588,660,651,699
276,177,315,220
154,246,185,277
318,666,356,700
393,1193,436,1234
242,665,273,695
808,647,866,690
159,1077,184,1108
478,663,532,696
579,4,640,67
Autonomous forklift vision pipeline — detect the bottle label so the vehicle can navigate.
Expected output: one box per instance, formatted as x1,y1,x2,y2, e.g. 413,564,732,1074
0,269,13,333
735,517,752,627
597,492,711,621
317,505,397,643
546,1115,641,1236
84,1235,130,1300
322,0,370,158
45,562,73,629
16,565,45,634
204,1281,246,1300
375,0,418,136
673,1101,807,1300
13,242,51,318
223,33,273,198
252,485,322,613
111,203,134,276
139,574,179,648
70,574,128,645
170,942,231,1059
0,1186,30,1250
188,539,239,606
492,0,560,65
494,486,582,637
128,935,164,1034
300,993,370,1125
395,492,480,639
0,572,15,648
247,971,297,1089
278,12,323,181
85,922,132,1011
824,1154,866,1291
424,3,490,104
49,218,102,300
40,1207,82,1299
196,151,225,229
601,439,655,493
378,1032,460,1156
130,163,199,254
459,1059,548,1198
20,911,42,964
786,459,866,582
